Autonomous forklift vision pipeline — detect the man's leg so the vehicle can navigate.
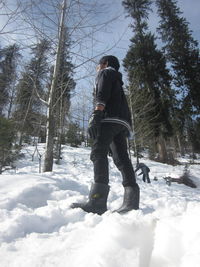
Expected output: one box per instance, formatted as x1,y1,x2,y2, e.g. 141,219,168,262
147,173,151,183
90,123,122,185
71,123,122,214
110,131,140,212
110,131,137,187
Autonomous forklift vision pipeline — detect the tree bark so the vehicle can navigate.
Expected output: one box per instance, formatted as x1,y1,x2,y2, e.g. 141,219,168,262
157,135,168,163
43,0,67,172
176,133,184,156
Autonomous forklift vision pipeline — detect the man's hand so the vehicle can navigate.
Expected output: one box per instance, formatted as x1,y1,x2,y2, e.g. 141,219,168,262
88,110,104,140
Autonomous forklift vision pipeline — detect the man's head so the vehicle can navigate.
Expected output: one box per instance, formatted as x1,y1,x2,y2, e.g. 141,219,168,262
98,55,120,71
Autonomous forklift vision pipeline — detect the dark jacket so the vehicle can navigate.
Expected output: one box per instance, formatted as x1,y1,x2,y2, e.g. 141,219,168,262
95,67,133,136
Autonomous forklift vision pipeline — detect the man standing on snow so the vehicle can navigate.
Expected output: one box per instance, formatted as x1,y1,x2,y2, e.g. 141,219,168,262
71,55,140,215
135,162,151,183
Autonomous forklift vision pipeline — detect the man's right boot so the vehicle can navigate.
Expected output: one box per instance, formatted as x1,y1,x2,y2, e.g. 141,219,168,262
115,184,140,214
71,182,110,215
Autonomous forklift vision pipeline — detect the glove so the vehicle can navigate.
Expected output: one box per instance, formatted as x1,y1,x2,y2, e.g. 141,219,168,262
88,110,104,140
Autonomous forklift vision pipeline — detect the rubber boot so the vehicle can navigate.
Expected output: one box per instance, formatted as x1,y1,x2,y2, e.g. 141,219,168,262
115,184,140,214
71,183,110,215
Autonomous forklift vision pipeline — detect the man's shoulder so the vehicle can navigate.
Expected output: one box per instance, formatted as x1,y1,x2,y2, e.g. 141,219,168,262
100,67,116,75
98,67,117,81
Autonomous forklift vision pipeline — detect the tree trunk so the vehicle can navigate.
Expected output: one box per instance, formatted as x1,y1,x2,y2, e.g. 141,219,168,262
176,133,184,156
43,0,67,172
157,135,168,163
7,83,15,119
43,111,55,171
129,94,138,163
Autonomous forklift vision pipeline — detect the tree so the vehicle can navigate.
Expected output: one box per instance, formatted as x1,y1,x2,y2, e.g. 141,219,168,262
14,39,50,144
156,0,200,155
0,117,17,173
65,122,82,147
156,0,200,111
54,28,76,163
0,44,20,116
122,0,174,163
12,0,127,171
43,0,68,172
70,85,93,146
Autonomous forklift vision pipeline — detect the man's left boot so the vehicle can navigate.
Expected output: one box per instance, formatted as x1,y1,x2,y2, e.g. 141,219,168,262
114,184,140,214
71,182,110,215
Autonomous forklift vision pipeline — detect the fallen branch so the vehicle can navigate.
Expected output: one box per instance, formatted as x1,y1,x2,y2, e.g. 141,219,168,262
163,172,197,188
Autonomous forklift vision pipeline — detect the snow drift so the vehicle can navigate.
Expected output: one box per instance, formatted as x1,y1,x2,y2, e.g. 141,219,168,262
0,144,200,267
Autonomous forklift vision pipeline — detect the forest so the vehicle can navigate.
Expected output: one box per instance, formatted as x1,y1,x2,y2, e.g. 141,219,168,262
0,0,200,173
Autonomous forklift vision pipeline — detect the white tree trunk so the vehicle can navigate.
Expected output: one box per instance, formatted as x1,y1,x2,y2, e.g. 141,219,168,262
43,0,67,172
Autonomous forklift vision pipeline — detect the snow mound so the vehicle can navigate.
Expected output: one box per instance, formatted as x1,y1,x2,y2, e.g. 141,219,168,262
0,144,200,267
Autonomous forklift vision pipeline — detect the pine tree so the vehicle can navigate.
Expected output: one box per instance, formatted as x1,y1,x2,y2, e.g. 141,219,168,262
0,44,20,116
156,0,200,154
14,39,50,144
122,0,174,163
0,117,18,174
65,122,82,148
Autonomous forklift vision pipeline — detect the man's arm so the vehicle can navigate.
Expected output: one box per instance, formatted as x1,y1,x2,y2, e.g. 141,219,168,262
96,70,113,108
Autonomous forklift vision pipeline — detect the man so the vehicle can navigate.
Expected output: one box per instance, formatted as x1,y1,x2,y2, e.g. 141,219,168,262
71,55,140,215
135,162,151,183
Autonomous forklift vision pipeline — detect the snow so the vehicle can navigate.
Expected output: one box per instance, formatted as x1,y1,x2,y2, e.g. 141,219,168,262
0,144,200,267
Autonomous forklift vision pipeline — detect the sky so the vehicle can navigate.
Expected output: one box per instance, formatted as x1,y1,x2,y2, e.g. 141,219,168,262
0,0,199,118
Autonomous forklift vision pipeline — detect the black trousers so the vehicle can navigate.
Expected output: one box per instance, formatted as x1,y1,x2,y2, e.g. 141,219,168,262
141,169,151,183
90,123,137,187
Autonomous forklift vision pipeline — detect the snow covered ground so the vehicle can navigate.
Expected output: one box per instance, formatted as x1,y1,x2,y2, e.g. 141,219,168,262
0,144,200,267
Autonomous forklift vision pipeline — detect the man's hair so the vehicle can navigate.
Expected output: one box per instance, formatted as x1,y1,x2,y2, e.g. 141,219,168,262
99,55,120,71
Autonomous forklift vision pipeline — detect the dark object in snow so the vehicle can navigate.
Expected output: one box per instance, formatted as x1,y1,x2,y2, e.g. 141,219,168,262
163,176,172,186
163,172,196,188
135,163,151,183
71,182,110,215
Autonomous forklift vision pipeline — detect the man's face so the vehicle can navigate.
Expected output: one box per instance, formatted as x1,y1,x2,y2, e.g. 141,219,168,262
96,61,108,72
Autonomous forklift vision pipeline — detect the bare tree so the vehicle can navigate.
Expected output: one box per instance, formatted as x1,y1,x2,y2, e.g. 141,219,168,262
70,84,93,145
2,0,127,171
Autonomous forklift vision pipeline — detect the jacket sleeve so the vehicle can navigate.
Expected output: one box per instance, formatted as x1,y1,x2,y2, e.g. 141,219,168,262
96,70,113,106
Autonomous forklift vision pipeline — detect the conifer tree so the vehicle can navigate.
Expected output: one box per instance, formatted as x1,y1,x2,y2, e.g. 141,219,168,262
14,39,50,144
156,0,200,154
0,44,20,116
122,0,174,162
0,117,18,174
